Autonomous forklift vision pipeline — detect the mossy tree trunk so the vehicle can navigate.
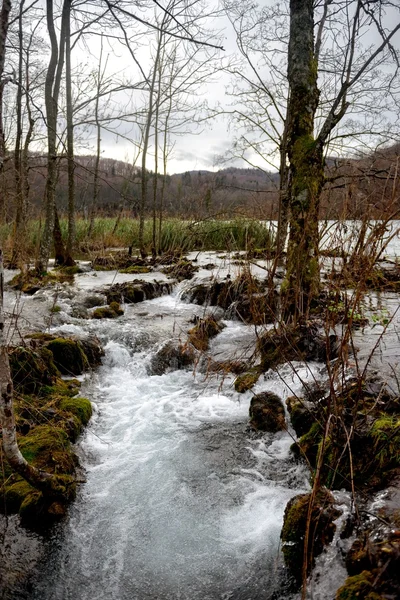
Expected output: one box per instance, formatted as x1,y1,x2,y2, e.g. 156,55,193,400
281,0,324,322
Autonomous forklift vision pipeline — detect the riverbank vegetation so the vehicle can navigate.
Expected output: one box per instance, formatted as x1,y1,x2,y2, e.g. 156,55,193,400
1,0,400,598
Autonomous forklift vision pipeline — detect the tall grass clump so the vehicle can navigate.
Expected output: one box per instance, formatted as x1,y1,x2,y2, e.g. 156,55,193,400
1,217,275,258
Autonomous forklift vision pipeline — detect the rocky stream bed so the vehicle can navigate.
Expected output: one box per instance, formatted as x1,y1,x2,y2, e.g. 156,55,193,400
0,249,399,600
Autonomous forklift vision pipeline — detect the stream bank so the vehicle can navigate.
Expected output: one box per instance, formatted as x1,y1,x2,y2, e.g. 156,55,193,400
1,248,399,599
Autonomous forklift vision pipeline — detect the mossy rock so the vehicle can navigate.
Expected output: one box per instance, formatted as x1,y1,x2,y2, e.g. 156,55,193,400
234,371,260,393
336,571,384,600
281,488,341,585
286,396,315,437
46,338,87,375
291,421,323,464
150,341,196,375
9,346,59,394
249,392,286,432
3,480,36,513
18,425,75,474
93,304,121,319
106,280,172,305
188,316,224,351
60,397,92,426
162,260,199,281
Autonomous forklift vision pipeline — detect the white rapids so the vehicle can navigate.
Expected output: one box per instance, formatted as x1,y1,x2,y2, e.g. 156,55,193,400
25,277,320,600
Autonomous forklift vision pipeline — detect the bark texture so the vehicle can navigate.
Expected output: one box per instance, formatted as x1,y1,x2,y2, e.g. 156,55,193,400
282,0,324,321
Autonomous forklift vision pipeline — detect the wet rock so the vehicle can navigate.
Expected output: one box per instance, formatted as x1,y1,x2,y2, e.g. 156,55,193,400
150,341,197,375
83,294,106,308
9,346,59,394
46,338,87,375
258,322,338,371
183,275,278,324
77,335,104,368
335,570,384,600
286,396,315,437
93,302,124,319
281,488,341,586
249,392,285,432
162,260,199,281
188,315,225,351
106,280,173,304
234,371,260,393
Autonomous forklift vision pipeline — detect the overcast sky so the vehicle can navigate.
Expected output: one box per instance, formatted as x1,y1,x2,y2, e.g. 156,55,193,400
65,0,400,175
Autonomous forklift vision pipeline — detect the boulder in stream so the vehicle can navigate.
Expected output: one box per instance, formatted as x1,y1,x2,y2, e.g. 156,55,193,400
249,392,286,432
150,341,197,375
106,280,173,304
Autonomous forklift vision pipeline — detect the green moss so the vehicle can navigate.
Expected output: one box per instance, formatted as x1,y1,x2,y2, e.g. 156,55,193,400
292,422,323,463
18,425,75,474
370,416,400,467
46,338,87,375
60,397,92,426
93,302,123,319
336,571,383,600
188,316,224,351
109,301,124,315
9,346,59,393
4,480,36,513
281,488,339,585
234,371,260,393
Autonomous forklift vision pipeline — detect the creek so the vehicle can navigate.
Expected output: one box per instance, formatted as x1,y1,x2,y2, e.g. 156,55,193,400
2,242,399,600
19,262,316,600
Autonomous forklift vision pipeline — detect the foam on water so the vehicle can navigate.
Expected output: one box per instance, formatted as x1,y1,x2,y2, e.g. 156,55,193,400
30,288,315,600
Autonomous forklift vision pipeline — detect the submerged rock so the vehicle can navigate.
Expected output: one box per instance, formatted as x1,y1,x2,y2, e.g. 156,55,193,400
150,341,197,375
249,392,286,432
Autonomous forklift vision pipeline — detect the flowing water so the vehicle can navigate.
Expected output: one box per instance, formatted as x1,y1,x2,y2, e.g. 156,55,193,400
3,232,399,599
16,273,321,600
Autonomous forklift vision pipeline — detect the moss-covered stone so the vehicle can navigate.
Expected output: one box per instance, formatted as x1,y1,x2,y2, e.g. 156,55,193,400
162,260,199,281
59,397,92,426
286,396,315,437
249,392,286,432
150,341,196,375
46,338,87,375
281,488,341,585
18,425,75,474
106,280,172,304
120,265,152,274
188,316,224,351
8,269,76,294
93,302,124,319
9,346,59,394
336,571,383,600
234,370,260,393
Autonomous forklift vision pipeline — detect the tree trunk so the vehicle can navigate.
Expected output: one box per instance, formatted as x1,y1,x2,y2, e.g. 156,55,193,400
37,0,68,273
10,1,26,268
0,0,11,173
282,0,323,321
64,0,75,266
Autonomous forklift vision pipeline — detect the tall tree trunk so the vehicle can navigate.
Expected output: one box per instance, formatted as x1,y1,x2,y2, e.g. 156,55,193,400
10,1,25,268
37,0,68,273
64,0,75,266
282,0,324,322
0,0,11,173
